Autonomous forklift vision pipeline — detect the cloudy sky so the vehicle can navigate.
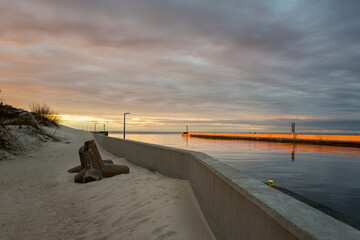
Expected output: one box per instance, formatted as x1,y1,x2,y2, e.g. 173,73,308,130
1,0,360,132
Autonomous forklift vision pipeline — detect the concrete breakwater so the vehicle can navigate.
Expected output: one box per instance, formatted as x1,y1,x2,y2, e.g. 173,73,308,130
182,132,360,147
94,134,360,240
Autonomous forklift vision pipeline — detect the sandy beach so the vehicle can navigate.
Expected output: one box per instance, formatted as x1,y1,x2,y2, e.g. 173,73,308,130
0,125,215,240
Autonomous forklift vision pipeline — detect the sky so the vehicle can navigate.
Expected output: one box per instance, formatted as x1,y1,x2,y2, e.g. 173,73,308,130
1,0,360,133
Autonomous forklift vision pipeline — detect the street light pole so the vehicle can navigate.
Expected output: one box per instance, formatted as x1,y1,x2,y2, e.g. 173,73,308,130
123,112,130,139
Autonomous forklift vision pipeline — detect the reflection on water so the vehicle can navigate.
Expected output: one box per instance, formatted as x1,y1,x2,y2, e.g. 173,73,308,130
109,132,360,222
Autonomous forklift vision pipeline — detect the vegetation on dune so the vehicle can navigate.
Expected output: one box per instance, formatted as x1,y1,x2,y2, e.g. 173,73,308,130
0,92,61,128
29,103,62,126
0,106,39,129
0,93,63,154
0,93,61,128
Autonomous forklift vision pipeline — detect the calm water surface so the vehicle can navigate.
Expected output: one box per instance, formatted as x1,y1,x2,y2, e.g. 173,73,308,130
110,132,360,221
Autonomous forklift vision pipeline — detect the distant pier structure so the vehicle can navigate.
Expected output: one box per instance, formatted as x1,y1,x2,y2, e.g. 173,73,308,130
92,131,108,136
91,123,108,136
182,123,360,147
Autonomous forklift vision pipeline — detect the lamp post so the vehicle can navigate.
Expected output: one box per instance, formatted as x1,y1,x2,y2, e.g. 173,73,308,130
123,112,130,139
94,123,97,132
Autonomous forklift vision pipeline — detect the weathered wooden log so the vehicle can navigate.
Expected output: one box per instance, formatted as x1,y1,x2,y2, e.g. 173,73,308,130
83,169,102,183
74,169,86,183
79,146,86,169
102,164,130,178
70,140,129,183
73,140,103,183
102,159,113,164
68,159,113,173
84,140,103,170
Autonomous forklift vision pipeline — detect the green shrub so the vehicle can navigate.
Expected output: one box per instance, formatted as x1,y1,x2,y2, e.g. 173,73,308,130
29,103,62,126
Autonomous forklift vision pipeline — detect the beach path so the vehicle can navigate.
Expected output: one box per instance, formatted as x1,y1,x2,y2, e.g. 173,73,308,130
0,126,215,240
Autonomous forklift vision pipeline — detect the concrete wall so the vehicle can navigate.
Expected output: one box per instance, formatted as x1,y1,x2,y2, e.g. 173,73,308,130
94,134,360,240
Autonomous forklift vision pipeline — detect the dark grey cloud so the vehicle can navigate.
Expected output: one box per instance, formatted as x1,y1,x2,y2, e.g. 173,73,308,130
1,0,360,131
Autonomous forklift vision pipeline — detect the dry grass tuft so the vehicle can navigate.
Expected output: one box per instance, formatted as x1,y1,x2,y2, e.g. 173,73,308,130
29,103,62,126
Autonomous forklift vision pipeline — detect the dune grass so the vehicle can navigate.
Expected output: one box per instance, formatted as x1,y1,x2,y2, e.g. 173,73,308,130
29,103,62,126
0,98,63,152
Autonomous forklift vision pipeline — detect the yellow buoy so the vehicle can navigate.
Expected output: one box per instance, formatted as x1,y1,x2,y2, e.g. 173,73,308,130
267,180,274,187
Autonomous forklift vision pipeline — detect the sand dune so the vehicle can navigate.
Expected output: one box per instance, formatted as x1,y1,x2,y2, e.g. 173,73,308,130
0,126,215,240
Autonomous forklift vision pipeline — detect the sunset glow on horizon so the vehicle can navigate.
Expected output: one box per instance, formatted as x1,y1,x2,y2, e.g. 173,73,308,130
1,0,360,133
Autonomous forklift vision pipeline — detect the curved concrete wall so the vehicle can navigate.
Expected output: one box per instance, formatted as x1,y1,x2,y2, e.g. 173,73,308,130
94,134,360,240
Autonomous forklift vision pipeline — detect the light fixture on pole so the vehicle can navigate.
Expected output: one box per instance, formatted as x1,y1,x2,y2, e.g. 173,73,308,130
123,112,130,139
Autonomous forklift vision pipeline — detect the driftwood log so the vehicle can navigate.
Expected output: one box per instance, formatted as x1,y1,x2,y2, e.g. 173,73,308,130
68,140,129,183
